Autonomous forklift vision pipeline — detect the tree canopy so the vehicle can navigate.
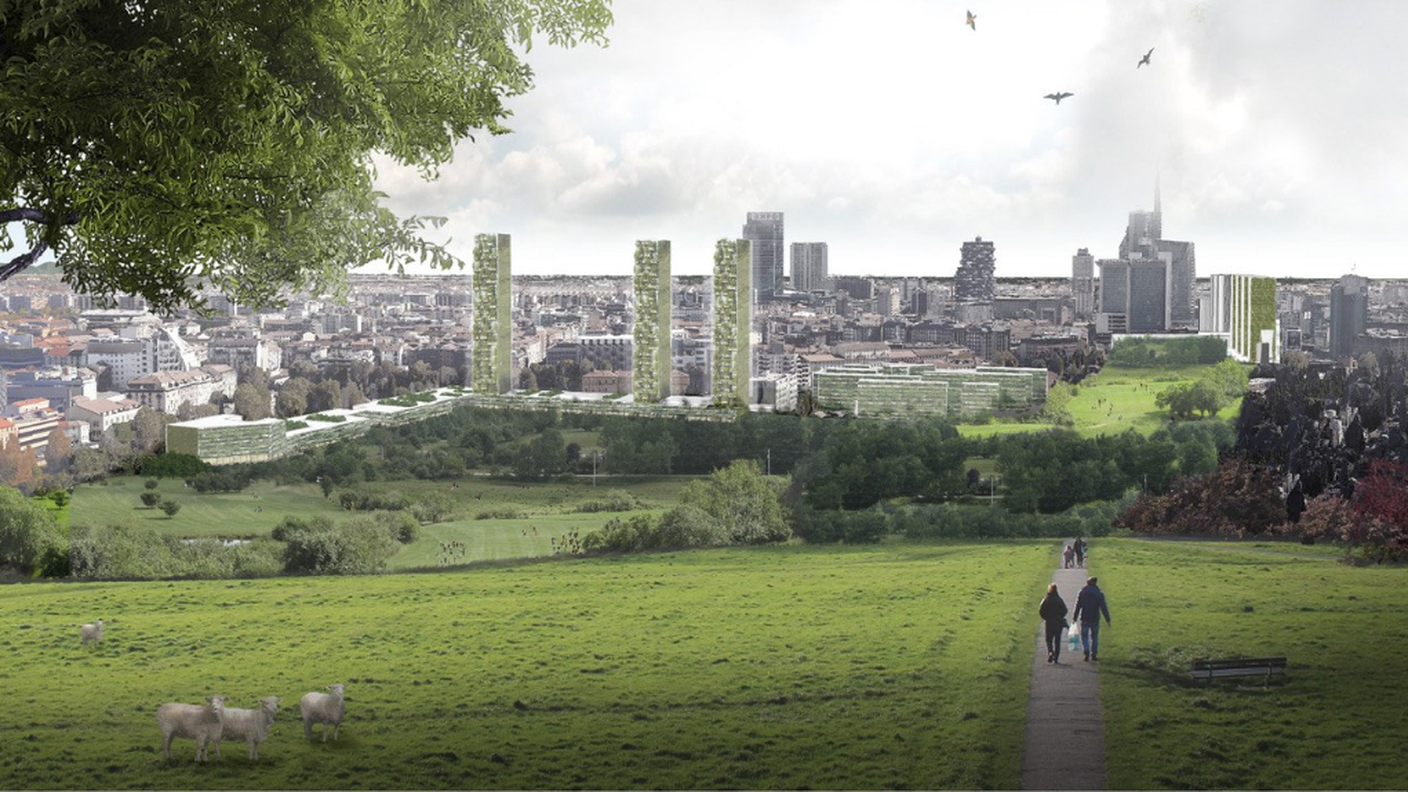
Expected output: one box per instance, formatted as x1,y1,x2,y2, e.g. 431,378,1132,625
1,0,611,310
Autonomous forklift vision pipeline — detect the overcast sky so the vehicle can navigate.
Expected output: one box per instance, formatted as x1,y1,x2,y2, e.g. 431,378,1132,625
374,0,1408,281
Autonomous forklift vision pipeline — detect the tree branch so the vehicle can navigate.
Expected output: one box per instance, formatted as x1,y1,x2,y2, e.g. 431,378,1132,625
0,206,79,281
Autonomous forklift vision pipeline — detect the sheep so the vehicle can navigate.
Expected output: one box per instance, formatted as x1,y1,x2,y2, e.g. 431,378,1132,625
80,619,103,648
219,696,279,761
156,695,227,762
299,684,346,742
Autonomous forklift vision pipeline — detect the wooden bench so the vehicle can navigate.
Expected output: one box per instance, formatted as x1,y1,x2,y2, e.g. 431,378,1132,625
1189,657,1287,687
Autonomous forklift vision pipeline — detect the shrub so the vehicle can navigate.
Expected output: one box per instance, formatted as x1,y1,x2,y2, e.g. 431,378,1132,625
581,514,658,553
653,505,729,549
140,492,161,508
475,508,527,520
68,524,175,579
188,470,249,493
144,479,159,490
281,516,398,574
138,453,210,478
159,499,182,517
0,488,65,575
575,489,640,513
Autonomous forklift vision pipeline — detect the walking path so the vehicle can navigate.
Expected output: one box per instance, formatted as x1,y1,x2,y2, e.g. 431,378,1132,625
1020,541,1107,790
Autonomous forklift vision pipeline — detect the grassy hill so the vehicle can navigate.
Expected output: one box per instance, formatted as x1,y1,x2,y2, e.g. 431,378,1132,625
0,541,1053,790
2,538,1403,788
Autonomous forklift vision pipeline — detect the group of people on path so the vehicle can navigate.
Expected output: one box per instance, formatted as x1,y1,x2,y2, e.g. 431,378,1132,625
1038,561,1111,664
1061,536,1087,568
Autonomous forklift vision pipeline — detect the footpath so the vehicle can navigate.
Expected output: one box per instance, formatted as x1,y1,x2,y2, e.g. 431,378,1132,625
1020,542,1107,790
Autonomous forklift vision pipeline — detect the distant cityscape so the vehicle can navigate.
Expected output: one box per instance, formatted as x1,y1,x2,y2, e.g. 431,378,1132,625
4,182,1408,470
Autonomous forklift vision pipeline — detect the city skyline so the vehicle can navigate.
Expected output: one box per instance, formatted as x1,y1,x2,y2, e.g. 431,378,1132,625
372,0,1408,281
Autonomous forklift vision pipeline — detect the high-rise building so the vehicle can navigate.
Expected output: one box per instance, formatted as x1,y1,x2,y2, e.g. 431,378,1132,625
791,242,829,292
1205,274,1279,364
742,212,784,300
1330,274,1370,359
711,239,752,407
955,237,996,302
1118,179,1196,329
1071,248,1095,319
470,233,512,394
632,240,672,403
1127,258,1170,333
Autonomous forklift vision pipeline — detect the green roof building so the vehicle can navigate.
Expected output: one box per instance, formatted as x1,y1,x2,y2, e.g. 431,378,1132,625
813,364,1048,419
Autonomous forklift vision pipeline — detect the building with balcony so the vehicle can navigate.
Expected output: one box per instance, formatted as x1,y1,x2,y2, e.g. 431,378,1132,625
471,233,512,394
711,238,752,406
632,240,672,403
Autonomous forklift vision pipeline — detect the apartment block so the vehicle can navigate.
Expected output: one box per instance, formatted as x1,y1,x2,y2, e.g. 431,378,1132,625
471,233,513,394
711,238,752,407
632,240,672,403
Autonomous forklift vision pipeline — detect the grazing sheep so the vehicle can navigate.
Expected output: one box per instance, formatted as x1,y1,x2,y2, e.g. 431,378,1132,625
157,695,227,762
219,696,280,761
299,684,346,742
80,619,103,648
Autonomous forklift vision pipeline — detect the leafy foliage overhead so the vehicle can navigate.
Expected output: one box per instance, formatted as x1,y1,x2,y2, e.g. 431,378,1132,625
0,0,612,310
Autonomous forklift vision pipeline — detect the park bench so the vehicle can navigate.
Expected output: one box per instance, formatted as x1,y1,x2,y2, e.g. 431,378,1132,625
1189,656,1287,687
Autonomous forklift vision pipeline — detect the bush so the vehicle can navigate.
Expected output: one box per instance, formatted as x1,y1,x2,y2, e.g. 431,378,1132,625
0,487,65,575
140,492,161,508
475,508,527,520
159,499,182,517
144,479,159,490
281,516,399,575
581,514,658,553
138,453,211,478
653,505,729,549
188,470,250,493
68,524,175,579
575,489,640,513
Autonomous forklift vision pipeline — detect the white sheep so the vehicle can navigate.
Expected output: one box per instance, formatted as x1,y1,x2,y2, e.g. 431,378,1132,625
299,684,346,742
156,695,227,762
219,696,280,761
80,619,103,648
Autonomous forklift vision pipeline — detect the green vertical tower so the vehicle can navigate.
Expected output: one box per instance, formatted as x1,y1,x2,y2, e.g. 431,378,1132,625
471,233,512,395
632,240,672,402
711,238,752,407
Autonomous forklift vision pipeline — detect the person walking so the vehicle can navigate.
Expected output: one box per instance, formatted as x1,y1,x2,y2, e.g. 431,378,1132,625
1072,536,1087,568
1038,584,1069,663
1062,544,1075,569
1071,576,1111,662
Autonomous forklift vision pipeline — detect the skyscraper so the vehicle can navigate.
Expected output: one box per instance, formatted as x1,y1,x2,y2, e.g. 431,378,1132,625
711,238,752,407
742,212,784,300
791,242,829,293
1330,274,1370,359
955,237,996,302
470,233,512,395
1119,179,1196,329
1071,248,1095,319
632,240,672,403
1206,274,1279,363
1099,257,1170,333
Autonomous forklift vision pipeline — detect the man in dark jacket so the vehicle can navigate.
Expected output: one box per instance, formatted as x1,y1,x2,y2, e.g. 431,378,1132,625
1071,576,1111,662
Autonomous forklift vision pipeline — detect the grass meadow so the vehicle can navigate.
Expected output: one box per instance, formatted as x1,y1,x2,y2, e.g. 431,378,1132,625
1093,538,1408,789
67,475,693,568
0,541,1053,790
959,363,1244,440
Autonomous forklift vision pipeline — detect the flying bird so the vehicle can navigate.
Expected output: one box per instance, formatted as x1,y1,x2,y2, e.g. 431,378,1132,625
1044,92,1074,105
1138,47,1154,68
966,10,976,30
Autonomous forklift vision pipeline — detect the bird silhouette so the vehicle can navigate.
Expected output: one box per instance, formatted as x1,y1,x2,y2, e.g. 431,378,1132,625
1137,47,1154,68
966,10,976,30
1044,92,1073,105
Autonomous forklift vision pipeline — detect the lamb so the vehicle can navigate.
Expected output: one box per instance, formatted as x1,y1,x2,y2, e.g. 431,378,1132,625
218,696,279,761
299,684,346,742
156,695,227,762
80,619,103,648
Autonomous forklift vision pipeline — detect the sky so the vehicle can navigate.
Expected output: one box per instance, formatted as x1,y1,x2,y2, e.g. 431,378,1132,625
372,0,1408,281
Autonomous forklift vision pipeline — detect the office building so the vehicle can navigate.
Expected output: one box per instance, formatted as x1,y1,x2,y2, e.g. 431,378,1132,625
471,233,512,394
742,212,784,300
955,237,996,302
711,238,752,407
1071,248,1095,319
791,242,829,293
632,240,672,403
1118,179,1197,329
1329,274,1370,359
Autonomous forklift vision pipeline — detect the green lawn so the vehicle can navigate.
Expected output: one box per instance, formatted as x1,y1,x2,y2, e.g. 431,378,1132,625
0,540,1053,790
67,479,342,538
959,363,1244,439
1094,537,1407,789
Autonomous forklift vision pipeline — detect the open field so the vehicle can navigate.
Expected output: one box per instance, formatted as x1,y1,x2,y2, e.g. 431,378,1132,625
959,363,1244,440
68,475,694,568
0,541,1052,790
1094,537,1408,789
